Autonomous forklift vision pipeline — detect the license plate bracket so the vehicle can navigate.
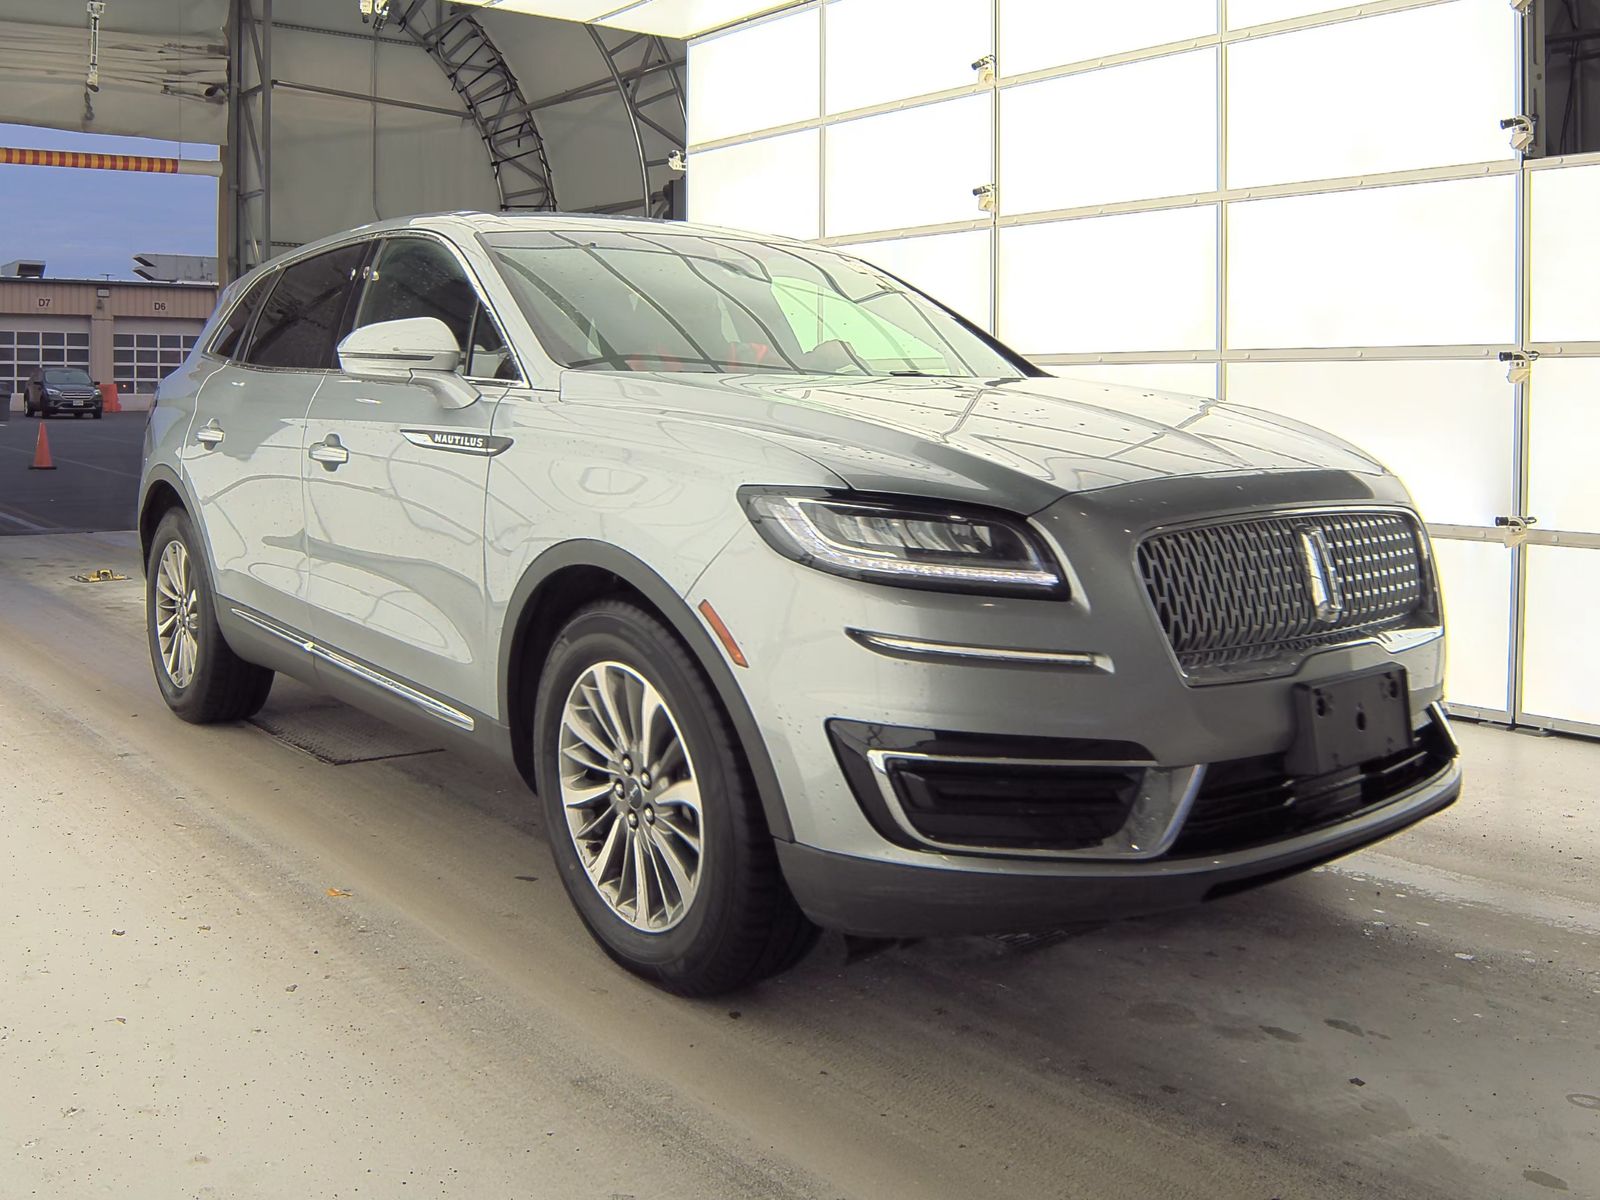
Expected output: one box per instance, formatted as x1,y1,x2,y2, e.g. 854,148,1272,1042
1286,667,1412,777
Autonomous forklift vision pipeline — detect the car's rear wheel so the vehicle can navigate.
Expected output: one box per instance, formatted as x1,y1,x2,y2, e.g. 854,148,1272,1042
533,599,816,995
146,508,274,723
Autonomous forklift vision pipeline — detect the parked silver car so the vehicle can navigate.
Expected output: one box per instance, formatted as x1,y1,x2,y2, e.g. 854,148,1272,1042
139,213,1461,994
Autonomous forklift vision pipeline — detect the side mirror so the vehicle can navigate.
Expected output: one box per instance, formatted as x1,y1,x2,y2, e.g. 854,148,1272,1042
336,316,479,409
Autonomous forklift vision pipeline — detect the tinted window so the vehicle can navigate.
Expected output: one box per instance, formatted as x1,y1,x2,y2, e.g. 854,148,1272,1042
210,272,276,359
44,367,93,385
245,244,366,370
355,238,476,349
353,237,518,381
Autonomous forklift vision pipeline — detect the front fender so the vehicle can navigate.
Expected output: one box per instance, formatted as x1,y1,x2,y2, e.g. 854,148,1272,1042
498,538,794,842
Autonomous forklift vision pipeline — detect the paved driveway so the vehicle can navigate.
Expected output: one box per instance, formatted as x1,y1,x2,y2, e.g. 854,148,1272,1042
0,410,145,534
2,531,1596,1200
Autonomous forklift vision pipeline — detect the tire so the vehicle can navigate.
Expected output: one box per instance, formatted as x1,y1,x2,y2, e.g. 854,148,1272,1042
533,599,817,996
92,409,103,420
146,508,274,724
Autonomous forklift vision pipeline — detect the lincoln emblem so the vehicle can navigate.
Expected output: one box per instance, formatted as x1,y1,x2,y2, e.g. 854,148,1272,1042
1297,526,1346,624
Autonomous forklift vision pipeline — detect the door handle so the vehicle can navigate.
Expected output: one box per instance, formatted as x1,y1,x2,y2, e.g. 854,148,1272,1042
195,422,224,447
308,436,349,469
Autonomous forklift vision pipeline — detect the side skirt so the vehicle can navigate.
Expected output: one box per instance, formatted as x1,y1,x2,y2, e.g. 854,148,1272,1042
216,604,517,774
232,608,476,732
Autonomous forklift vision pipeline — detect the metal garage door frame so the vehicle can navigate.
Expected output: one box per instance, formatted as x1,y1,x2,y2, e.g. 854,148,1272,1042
689,0,1595,735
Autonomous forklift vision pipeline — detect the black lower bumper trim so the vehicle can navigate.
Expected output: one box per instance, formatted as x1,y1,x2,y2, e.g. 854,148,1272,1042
775,765,1459,938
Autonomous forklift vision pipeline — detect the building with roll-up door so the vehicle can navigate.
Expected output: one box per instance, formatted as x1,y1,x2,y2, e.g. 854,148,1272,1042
0,266,217,405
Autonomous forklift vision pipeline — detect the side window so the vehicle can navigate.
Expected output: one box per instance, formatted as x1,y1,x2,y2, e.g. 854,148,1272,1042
353,238,520,382
245,244,366,370
354,238,477,353
209,272,276,360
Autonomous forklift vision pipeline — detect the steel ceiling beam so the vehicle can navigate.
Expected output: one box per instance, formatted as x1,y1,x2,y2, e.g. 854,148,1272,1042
587,25,685,217
396,0,558,211
227,0,273,278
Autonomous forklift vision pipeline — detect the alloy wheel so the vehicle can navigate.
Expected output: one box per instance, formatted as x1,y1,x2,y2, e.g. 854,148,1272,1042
558,661,704,933
154,540,201,689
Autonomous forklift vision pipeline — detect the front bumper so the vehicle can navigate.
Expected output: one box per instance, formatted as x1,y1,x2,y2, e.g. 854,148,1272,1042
690,472,1456,934
776,754,1460,937
43,396,100,414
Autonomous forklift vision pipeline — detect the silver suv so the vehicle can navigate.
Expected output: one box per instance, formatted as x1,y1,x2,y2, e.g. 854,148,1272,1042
139,213,1461,995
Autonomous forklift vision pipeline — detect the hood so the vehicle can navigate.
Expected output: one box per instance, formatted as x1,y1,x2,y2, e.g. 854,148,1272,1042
555,371,1386,513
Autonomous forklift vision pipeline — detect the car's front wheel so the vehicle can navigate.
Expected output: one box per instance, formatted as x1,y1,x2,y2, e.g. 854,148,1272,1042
533,600,816,995
146,508,274,723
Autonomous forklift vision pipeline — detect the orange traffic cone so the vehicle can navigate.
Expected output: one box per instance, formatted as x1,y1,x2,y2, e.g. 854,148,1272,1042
29,423,55,470
100,382,121,413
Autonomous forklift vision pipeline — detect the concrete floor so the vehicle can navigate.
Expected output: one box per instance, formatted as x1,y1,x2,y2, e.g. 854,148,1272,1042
0,412,145,534
2,531,1596,1200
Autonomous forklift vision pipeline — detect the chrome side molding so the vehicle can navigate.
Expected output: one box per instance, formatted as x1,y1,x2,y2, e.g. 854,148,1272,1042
847,629,1113,673
230,608,476,732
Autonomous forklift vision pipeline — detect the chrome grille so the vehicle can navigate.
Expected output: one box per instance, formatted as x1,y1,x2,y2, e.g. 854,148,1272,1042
1137,510,1431,672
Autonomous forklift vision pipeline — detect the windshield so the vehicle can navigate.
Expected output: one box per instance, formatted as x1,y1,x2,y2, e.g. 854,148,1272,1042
484,229,1030,378
45,368,93,386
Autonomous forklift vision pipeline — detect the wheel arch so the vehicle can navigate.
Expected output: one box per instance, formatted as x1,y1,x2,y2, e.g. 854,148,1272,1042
501,540,793,842
138,467,194,574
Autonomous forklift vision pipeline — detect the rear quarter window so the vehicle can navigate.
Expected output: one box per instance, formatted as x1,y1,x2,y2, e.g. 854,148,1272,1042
209,273,277,360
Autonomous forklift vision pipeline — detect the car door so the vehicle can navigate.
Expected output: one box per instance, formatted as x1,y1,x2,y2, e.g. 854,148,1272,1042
301,233,522,719
181,243,367,634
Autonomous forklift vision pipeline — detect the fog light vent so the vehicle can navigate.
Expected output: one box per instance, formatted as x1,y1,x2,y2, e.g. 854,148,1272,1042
889,763,1140,851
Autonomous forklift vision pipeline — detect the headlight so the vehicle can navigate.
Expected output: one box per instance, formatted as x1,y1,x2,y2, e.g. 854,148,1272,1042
739,489,1067,597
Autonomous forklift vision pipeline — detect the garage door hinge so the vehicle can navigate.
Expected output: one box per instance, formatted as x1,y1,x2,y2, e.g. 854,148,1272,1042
1497,349,1540,384
1494,514,1539,546
972,183,997,213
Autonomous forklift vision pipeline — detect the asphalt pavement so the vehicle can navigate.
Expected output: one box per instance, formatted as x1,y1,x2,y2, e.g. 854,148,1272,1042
2,532,1596,1199
0,409,146,534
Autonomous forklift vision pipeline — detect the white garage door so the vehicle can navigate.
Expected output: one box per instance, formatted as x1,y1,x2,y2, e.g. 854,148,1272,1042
687,0,1600,735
